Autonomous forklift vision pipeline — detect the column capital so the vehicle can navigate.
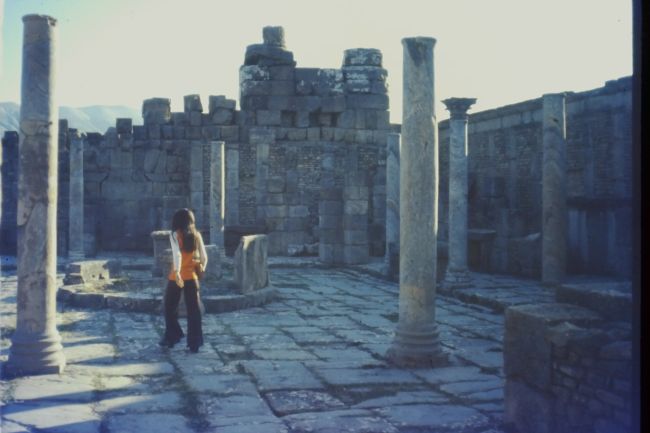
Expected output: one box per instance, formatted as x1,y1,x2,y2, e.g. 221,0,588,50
442,97,477,120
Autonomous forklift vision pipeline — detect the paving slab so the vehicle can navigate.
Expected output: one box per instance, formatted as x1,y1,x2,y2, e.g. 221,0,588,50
378,404,491,431
241,360,324,391
313,367,422,387
353,390,448,408
95,391,182,414
283,408,399,433
11,374,96,402
263,389,347,415
184,373,259,395
2,402,101,433
105,413,194,433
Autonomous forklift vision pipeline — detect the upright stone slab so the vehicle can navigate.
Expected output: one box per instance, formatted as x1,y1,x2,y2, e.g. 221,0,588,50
68,130,84,260
441,97,476,289
252,128,273,226
6,14,66,376
151,230,171,277
343,170,369,264
387,36,447,367
209,140,225,248
234,234,269,293
384,133,400,280
225,142,240,226
541,93,567,285
204,244,222,280
189,140,205,228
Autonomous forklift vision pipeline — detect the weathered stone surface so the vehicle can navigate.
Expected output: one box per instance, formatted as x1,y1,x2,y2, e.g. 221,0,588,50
388,36,447,367
241,360,323,391
283,409,398,433
106,414,194,433
6,15,66,376
234,234,269,293
2,403,101,433
64,259,121,284
204,244,222,280
142,97,171,125
343,48,383,67
379,404,490,430
264,390,346,415
151,230,171,277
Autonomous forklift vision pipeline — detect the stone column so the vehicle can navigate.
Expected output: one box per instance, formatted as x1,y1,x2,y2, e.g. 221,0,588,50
388,37,447,366
68,130,84,260
209,140,225,248
6,14,66,376
541,93,567,285
384,133,400,281
441,97,476,289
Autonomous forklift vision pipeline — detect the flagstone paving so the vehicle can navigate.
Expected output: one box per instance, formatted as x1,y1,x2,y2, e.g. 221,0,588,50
0,260,556,433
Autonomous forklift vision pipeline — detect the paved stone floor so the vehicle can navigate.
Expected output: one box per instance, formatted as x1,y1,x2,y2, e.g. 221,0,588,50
0,260,553,433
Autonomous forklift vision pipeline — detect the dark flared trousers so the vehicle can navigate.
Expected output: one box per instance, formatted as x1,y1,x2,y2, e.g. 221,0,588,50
163,279,203,350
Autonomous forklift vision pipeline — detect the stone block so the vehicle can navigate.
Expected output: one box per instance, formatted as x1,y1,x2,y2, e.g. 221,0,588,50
151,230,171,277
343,48,383,67
209,95,236,113
289,205,309,218
142,97,171,125
116,118,132,134
285,217,307,232
149,125,161,139
321,96,346,113
343,214,366,230
233,235,269,292
64,260,122,285
342,66,388,81
184,94,203,113
319,200,342,215
343,245,369,264
266,205,288,218
245,43,295,66
241,80,272,95
211,108,233,125
287,128,307,140
204,244,222,280
344,200,368,215
307,127,320,141
133,125,147,140
256,110,282,126
319,243,343,264
344,230,368,245
504,379,555,433
189,111,202,126
202,126,220,140
295,112,310,128
269,65,295,80
221,126,240,141
270,80,295,96
337,110,356,128
316,69,344,95
347,94,389,110
161,125,173,139
241,95,269,110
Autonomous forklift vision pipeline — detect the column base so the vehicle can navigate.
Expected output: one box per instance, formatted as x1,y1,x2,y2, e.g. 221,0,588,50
387,324,450,367
4,330,66,377
441,268,471,291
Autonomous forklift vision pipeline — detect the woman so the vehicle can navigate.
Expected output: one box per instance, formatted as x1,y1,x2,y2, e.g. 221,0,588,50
159,208,207,353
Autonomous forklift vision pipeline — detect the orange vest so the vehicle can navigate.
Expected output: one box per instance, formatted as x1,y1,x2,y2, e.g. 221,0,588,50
168,230,198,281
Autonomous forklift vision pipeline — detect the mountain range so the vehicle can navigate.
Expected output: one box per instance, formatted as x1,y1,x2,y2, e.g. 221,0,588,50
0,102,142,137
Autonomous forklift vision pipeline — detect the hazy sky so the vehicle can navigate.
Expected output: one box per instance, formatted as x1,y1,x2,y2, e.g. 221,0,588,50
0,0,633,122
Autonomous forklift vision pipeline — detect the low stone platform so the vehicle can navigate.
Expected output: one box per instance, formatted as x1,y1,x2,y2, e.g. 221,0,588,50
57,264,278,315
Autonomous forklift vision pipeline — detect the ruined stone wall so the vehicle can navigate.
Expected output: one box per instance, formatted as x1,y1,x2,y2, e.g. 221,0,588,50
504,283,633,433
439,76,633,278
236,28,390,261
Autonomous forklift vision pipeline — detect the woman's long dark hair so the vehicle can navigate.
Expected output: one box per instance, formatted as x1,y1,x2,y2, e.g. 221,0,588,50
171,208,197,253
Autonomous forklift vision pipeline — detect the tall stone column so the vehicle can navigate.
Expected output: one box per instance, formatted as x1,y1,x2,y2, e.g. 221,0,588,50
6,14,66,376
68,130,84,260
388,37,447,366
384,133,400,281
541,93,567,285
442,97,476,289
225,142,240,226
209,140,225,248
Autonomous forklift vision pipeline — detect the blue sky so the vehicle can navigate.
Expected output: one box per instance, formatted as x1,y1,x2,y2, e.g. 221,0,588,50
0,0,633,122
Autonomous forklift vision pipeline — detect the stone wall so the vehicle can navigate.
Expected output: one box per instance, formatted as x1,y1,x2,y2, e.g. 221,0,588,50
504,282,633,433
439,76,633,278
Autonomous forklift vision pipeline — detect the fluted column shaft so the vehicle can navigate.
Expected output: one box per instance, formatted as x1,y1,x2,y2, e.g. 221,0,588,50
384,133,400,281
7,14,66,376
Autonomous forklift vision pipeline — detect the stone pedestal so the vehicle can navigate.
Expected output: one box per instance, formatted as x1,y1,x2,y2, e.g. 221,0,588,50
68,130,84,260
541,93,567,285
209,140,225,248
441,97,476,289
384,133,400,280
151,230,171,277
204,244,222,280
6,14,66,376
387,37,447,367
234,234,269,293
